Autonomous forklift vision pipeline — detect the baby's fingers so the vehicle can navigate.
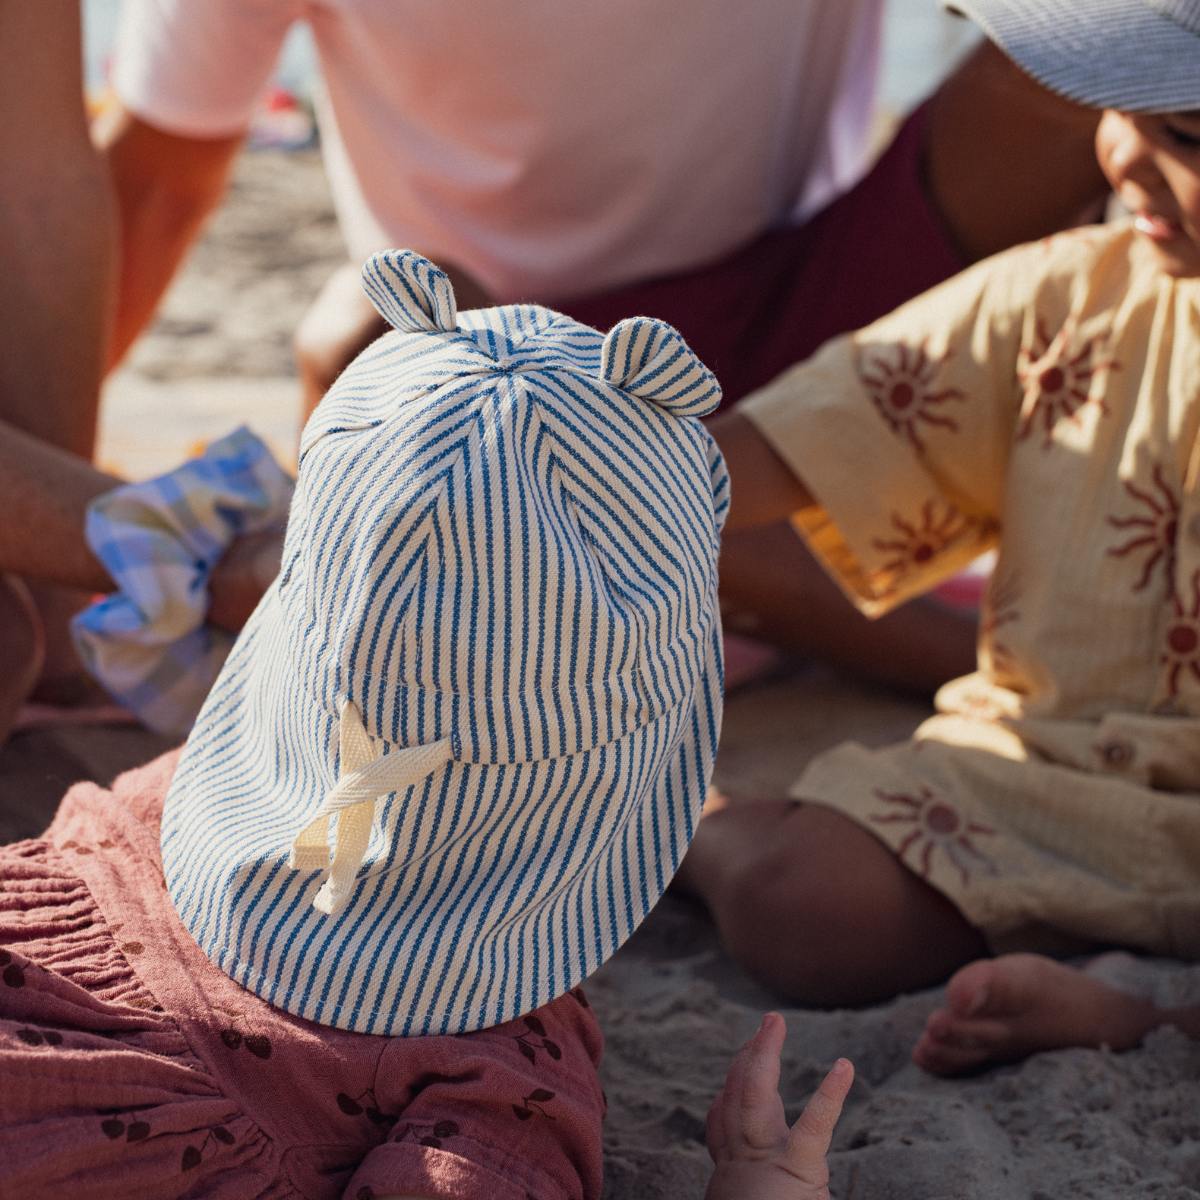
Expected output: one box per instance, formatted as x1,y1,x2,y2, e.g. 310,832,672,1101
785,1058,854,1178
733,1012,790,1150
708,1012,789,1161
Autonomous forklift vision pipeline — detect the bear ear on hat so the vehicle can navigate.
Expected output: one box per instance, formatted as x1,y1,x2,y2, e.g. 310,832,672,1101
361,250,458,334
600,317,721,418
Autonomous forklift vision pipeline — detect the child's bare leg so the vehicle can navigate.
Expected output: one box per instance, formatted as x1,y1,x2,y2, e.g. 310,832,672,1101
706,1012,852,1200
913,953,1200,1076
678,798,988,1006
720,521,976,694
0,574,43,743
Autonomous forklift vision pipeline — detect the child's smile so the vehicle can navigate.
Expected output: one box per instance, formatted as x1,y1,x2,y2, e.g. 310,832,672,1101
1097,109,1200,277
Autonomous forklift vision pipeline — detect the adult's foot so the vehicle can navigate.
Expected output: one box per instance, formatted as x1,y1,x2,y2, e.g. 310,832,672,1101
913,953,1160,1075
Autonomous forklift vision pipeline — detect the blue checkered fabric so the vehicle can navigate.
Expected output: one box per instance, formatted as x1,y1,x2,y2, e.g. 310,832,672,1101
164,251,729,1036
947,0,1200,111
71,428,294,735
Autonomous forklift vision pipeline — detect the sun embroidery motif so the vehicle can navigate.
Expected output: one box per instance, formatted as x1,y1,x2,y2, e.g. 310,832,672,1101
872,501,971,584
1160,569,1200,700
1016,318,1118,446
980,569,1021,678
857,342,965,454
869,788,996,886
1106,463,1179,594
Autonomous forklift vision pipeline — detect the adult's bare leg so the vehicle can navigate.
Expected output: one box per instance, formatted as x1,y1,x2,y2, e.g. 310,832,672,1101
0,576,44,744
0,3,116,458
295,260,492,418
677,797,988,1008
0,6,119,698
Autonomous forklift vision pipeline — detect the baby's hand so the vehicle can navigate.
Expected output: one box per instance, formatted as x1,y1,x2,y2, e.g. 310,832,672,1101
705,1013,853,1200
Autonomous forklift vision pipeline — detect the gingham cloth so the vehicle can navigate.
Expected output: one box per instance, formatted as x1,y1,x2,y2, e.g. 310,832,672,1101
71,427,294,736
163,251,728,1036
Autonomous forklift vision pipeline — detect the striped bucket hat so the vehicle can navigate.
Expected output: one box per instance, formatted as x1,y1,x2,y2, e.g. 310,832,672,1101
946,0,1200,112
163,252,728,1036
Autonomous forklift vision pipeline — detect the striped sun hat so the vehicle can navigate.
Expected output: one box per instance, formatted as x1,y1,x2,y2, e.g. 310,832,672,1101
946,0,1200,112
162,251,728,1036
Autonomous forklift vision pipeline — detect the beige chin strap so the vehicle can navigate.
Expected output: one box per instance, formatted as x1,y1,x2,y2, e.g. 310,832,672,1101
289,699,453,916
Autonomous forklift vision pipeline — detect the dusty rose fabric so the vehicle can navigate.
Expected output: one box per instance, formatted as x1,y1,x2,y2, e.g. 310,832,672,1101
562,102,966,408
0,751,605,1200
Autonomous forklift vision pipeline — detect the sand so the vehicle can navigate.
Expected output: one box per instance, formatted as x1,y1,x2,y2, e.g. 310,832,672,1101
2,148,1198,1199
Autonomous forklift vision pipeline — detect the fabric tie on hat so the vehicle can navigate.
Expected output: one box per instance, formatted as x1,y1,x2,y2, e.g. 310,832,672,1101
289,699,452,915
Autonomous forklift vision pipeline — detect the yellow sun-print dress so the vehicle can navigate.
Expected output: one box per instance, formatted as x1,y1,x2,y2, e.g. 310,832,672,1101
742,222,1200,958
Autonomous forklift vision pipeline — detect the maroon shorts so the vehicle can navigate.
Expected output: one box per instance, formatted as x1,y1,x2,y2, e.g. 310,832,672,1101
562,102,966,405
0,752,605,1200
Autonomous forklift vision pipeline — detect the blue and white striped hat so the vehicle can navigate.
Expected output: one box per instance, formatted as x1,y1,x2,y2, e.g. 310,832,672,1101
946,0,1200,112
163,252,728,1036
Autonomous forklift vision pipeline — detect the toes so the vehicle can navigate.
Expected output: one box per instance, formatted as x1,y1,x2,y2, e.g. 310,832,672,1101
912,1035,991,1076
944,958,998,1019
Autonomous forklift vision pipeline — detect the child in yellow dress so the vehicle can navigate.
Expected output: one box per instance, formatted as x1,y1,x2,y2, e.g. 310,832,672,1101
681,0,1200,1016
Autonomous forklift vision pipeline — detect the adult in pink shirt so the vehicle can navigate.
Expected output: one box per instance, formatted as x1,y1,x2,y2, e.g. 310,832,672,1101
94,2,1108,692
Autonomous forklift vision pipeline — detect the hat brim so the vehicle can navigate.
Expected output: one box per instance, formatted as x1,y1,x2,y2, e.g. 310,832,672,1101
947,0,1200,112
162,579,723,1035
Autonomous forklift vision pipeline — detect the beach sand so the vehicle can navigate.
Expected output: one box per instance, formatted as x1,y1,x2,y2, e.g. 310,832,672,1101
2,149,1198,1199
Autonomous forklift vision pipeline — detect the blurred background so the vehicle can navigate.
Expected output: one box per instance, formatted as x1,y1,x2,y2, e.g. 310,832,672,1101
82,0,980,124
83,0,980,481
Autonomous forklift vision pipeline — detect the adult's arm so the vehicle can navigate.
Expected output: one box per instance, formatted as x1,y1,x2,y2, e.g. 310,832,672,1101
0,420,278,633
0,2,117,457
0,421,121,592
924,40,1108,262
95,104,244,370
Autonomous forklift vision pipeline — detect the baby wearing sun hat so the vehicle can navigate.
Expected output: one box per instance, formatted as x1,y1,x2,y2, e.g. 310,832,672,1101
0,253,728,1199
163,250,729,1037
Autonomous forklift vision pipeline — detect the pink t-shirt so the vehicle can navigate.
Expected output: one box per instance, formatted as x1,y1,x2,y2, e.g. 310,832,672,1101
113,0,883,302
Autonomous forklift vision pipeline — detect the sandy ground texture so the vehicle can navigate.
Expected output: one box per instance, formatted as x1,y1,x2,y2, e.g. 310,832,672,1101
2,149,1198,1199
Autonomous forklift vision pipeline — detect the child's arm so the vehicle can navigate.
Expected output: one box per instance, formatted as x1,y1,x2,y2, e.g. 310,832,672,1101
706,1013,853,1200
712,411,815,533
729,231,1080,619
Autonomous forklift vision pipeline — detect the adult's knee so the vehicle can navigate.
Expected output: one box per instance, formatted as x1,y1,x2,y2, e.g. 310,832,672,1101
293,264,389,411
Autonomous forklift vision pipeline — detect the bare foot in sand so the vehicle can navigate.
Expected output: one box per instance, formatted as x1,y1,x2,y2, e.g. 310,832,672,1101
913,953,1172,1075
0,574,44,743
705,1012,852,1200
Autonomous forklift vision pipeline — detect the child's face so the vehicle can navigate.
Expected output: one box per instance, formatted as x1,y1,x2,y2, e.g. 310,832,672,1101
1096,108,1200,277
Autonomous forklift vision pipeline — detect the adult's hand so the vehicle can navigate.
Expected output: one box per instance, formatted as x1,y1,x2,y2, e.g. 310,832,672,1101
208,530,284,633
